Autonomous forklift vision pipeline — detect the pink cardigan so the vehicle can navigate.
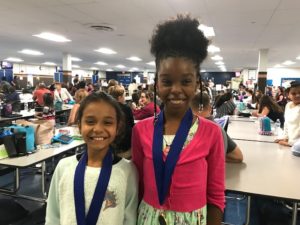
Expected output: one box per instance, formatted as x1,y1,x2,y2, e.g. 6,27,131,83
132,102,160,120
132,116,225,212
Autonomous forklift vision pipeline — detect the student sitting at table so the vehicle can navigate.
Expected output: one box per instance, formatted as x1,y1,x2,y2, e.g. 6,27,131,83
132,90,160,120
192,92,243,163
214,92,236,118
67,89,88,125
252,95,285,128
275,81,300,146
54,82,73,103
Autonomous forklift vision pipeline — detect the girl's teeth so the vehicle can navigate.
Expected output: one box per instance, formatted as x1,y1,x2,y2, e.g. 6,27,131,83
94,137,104,141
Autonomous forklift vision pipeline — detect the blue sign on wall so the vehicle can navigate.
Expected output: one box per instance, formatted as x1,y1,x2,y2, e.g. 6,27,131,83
54,72,63,83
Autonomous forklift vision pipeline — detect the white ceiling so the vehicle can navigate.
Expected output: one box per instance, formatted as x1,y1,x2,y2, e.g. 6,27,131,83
1,0,300,72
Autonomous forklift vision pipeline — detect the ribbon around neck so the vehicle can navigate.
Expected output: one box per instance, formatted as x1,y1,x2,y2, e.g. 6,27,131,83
74,148,113,225
152,108,193,205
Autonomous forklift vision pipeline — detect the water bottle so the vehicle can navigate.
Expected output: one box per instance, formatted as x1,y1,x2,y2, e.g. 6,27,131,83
24,102,29,111
274,119,281,136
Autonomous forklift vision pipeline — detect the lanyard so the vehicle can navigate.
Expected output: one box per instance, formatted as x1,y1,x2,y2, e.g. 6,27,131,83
152,108,193,205
74,148,113,225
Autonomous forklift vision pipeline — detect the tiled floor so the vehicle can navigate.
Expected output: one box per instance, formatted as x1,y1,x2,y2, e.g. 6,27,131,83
0,166,299,225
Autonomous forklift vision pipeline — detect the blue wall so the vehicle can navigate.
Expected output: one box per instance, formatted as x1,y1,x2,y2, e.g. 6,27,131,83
201,72,236,85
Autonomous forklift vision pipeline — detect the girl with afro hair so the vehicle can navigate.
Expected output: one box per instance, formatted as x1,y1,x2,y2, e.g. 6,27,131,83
132,15,225,225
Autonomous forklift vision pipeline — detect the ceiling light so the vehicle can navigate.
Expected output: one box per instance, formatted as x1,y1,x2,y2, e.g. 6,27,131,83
296,56,300,60
198,24,215,37
116,65,125,69
220,68,227,72
207,45,220,53
274,64,283,68
200,69,206,72
215,61,225,65
147,61,156,66
95,61,108,66
5,57,24,62
106,68,114,72
94,48,117,54
90,67,99,70
282,60,296,65
131,67,139,71
211,55,223,61
127,56,142,61
43,62,56,66
72,65,80,68
33,32,71,42
71,57,82,61
19,49,44,56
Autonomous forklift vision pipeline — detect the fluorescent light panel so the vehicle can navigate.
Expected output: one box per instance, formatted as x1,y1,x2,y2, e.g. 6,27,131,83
5,57,23,62
19,49,44,56
147,61,156,66
282,60,296,65
207,45,220,53
33,32,71,42
71,57,82,62
95,61,108,66
90,67,99,70
198,24,215,37
43,62,56,66
127,56,142,61
116,65,125,69
72,65,80,68
215,61,225,65
106,68,114,71
211,55,223,61
95,48,117,54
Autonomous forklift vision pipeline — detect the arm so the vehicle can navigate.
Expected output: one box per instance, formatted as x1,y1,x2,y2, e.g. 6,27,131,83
45,162,61,224
123,163,139,225
252,107,269,117
64,88,74,101
226,133,243,163
54,90,62,102
131,125,144,200
226,146,243,163
67,104,79,125
207,127,225,225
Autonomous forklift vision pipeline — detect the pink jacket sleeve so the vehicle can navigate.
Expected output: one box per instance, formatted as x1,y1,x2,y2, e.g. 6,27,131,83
131,125,144,200
206,127,225,211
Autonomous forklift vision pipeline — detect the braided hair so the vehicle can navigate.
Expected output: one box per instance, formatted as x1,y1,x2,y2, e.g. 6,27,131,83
149,15,209,119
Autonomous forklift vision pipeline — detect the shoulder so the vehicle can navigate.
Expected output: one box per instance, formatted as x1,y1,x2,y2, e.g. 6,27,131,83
133,117,154,131
56,155,78,172
112,159,138,178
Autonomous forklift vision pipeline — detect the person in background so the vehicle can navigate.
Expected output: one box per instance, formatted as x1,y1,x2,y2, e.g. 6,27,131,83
132,15,225,225
45,92,138,225
10,76,21,90
33,82,51,106
253,90,263,109
0,77,11,93
275,82,300,146
67,89,88,125
54,82,73,103
108,79,118,89
73,74,79,86
252,95,285,128
214,92,236,118
276,86,287,109
35,93,55,121
132,90,160,120
243,88,253,104
128,79,138,96
87,83,94,94
191,92,243,163
108,85,135,158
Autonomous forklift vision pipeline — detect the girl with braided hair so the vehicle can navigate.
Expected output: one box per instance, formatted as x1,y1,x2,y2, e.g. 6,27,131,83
132,15,225,225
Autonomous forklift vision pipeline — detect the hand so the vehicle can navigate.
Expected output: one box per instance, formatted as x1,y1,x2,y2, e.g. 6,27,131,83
278,140,291,146
131,102,137,110
251,110,258,117
274,138,288,143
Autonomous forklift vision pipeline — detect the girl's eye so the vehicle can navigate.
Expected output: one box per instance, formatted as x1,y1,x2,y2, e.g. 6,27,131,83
161,79,172,86
104,120,114,125
182,79,192,85
85,119,95,124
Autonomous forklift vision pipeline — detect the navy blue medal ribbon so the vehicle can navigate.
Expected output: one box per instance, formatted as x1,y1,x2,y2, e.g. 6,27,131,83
74,148,113,225
153,108,193,205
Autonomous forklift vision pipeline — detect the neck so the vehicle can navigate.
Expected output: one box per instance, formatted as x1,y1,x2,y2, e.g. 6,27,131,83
87,148,109,168
163,108,196,135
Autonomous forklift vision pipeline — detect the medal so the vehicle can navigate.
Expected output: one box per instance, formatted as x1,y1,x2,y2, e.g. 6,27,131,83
158,212,167,225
